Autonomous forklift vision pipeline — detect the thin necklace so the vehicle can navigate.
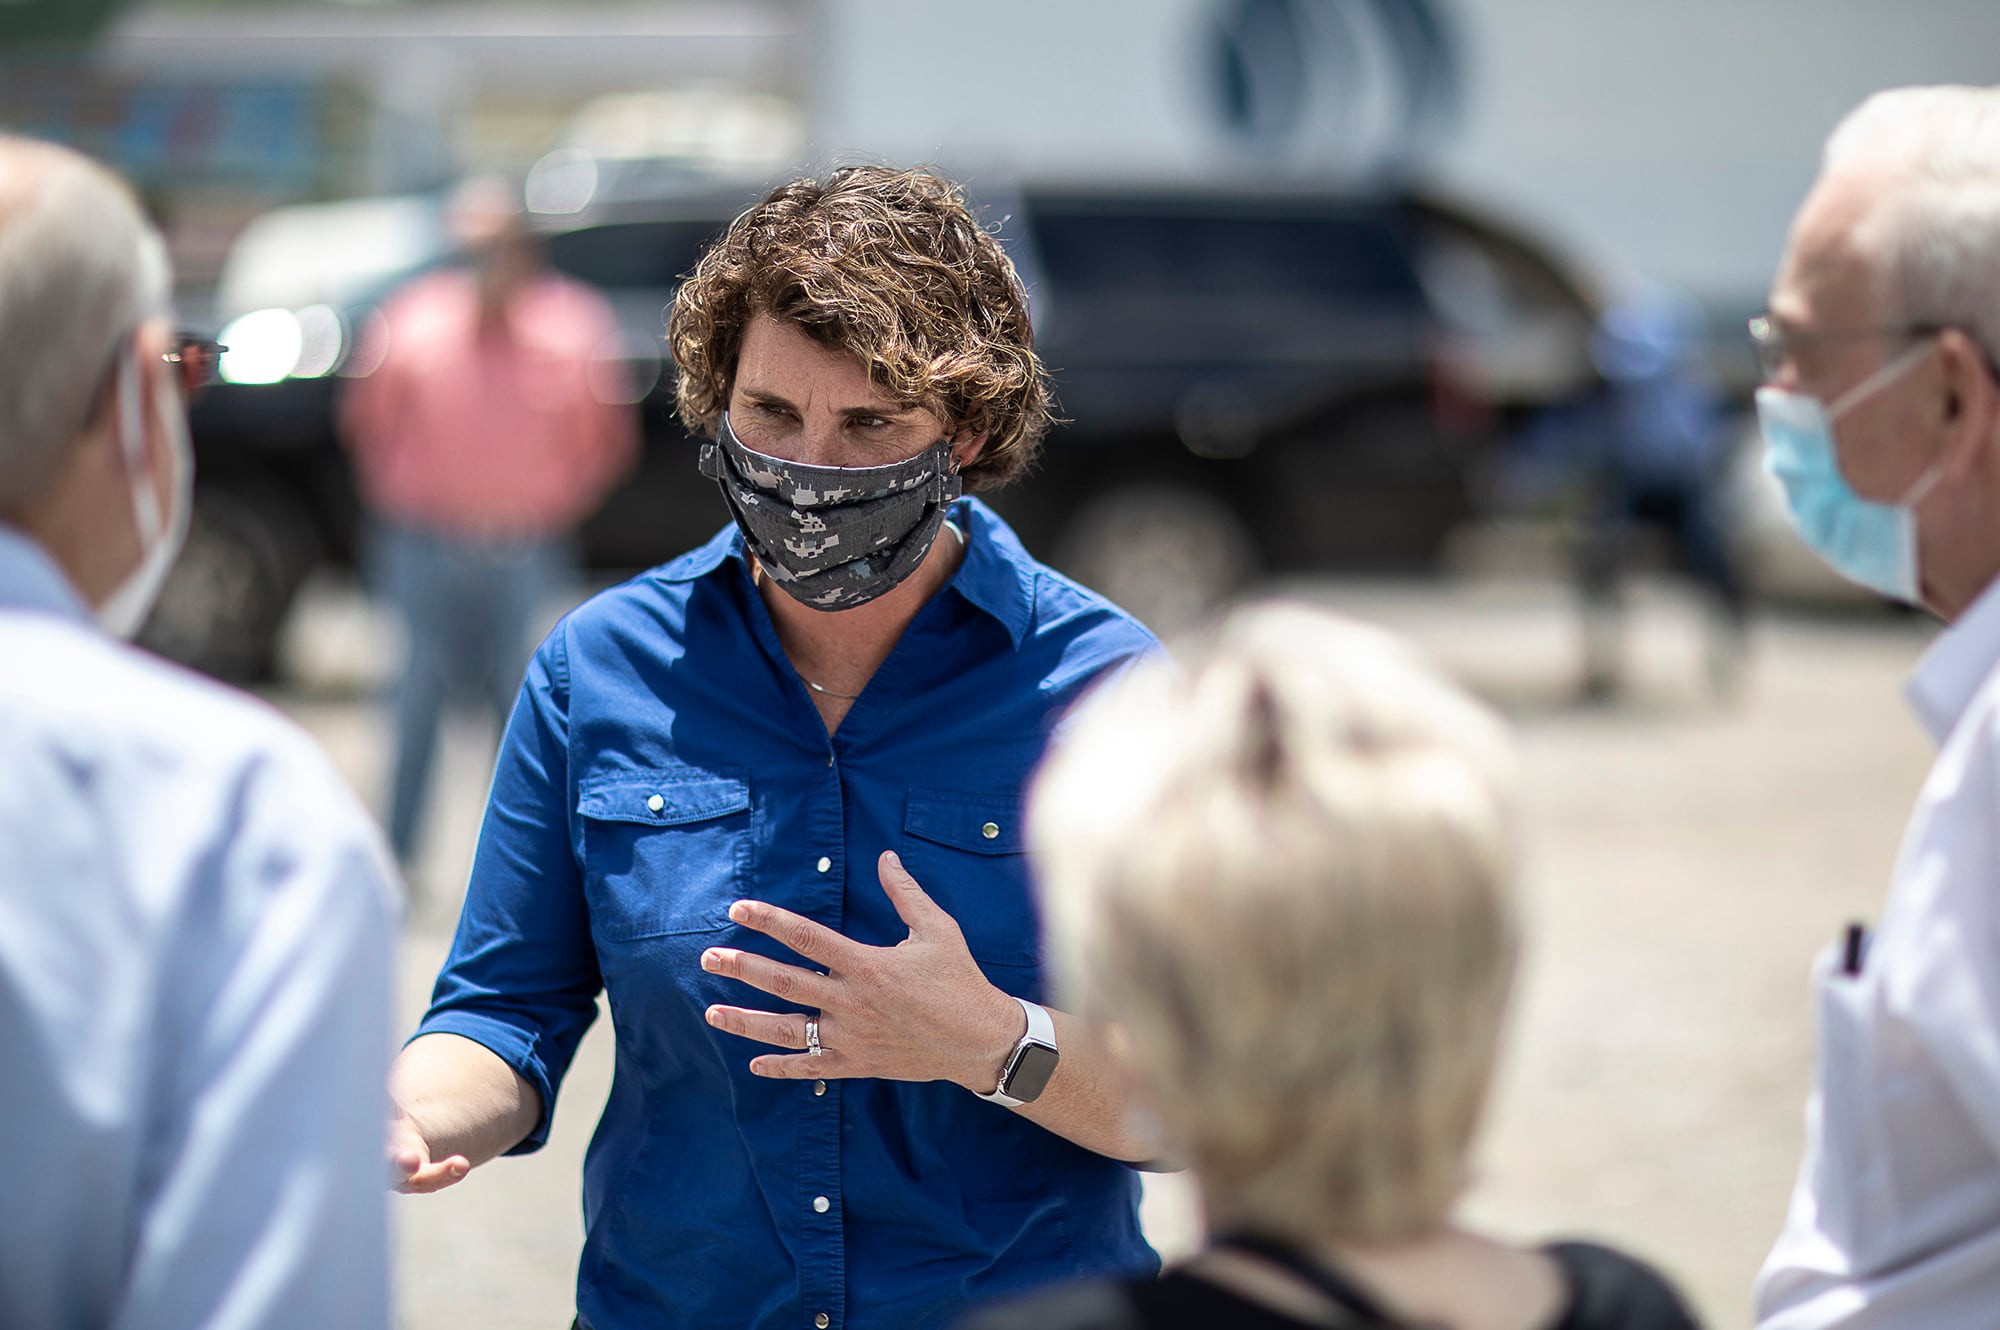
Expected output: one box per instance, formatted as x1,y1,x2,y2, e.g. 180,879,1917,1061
798,673,863,701
757,520,966,704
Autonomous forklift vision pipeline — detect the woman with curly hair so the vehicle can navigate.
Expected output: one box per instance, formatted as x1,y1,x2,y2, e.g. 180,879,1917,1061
386,166,1161,1330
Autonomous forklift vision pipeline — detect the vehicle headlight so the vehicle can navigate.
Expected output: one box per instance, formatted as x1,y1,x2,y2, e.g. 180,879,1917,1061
291,304,347,379
217,308,304,385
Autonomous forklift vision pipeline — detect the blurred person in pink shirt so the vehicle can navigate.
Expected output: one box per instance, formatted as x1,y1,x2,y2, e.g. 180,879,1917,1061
340,177,637,874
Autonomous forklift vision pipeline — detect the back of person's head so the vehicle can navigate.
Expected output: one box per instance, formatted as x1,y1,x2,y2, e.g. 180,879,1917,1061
1820,85,2000,370
1029,602,1519,1246
667,163,1050,490
0,135,169,517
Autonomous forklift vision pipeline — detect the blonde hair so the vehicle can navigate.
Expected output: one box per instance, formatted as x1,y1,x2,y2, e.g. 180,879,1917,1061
1029,602,1519,1244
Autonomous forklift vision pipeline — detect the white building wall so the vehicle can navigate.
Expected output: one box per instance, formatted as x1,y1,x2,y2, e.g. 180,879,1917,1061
810,0,2000,305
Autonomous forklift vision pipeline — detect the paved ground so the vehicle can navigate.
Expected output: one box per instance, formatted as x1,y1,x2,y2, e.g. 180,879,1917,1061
266,570,1940,1330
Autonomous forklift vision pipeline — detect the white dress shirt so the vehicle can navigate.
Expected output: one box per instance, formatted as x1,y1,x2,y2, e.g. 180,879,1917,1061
0,526,399,1329
1756,576,2000,1327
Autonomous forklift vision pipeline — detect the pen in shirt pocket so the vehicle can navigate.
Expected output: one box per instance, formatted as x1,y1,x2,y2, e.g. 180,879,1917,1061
1840,920,1869,977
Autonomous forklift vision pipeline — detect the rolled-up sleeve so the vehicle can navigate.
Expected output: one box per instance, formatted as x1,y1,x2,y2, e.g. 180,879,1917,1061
416,622,601,1152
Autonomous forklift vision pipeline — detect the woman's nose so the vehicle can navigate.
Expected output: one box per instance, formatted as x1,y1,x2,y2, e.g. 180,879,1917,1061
787,417,846,467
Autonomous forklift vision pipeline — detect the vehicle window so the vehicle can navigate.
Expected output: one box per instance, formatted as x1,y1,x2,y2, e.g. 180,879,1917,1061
1026,205,1426,306
1411,211,1596,335
547,220,726,291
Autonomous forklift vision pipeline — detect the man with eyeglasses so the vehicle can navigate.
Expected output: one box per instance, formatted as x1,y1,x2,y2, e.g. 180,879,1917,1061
1753,87,2000,1329
0,136,398,1327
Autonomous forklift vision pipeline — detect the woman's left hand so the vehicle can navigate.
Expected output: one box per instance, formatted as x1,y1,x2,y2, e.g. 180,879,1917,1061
700,850,1024,1091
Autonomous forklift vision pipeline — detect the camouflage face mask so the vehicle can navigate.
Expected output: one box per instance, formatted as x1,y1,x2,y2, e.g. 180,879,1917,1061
699,412,964,611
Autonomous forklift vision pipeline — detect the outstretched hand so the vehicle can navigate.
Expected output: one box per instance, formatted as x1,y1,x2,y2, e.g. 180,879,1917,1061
700,850,1024,1091
387,1101,471,1194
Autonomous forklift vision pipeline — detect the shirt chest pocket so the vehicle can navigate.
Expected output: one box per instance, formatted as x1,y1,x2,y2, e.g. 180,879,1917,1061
577,768,752,941
901,789,1040,971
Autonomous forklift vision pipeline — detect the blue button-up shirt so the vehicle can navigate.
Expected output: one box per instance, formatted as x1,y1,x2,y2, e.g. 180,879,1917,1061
418,498,1160,1330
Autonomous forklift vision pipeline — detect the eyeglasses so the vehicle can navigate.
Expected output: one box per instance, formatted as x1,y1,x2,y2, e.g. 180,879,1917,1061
1749,314,2000,385
1745,314,1948,381
76,327,231,437
162,331,228,397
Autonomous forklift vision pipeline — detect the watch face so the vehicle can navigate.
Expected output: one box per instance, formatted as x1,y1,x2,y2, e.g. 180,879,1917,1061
1004,1041,1060,1104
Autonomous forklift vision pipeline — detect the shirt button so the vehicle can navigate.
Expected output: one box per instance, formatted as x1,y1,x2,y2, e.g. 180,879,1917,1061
816,856,831,873
813,1195,831,1213
815,1316,830,1329
981,821,1000,840
813,1079,827,1096
647,794,664,813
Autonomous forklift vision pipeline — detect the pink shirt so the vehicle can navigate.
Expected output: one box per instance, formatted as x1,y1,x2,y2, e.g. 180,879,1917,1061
339,269,638,540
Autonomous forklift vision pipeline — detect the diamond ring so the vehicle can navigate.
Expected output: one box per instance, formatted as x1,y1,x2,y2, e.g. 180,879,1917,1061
805,1017,823,1056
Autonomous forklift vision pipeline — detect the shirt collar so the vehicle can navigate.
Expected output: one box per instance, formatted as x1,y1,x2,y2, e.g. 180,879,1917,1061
1906,575,2000,744
660,497,1036,648
0,524,91,624
654,520,741,583
948,498,1035,647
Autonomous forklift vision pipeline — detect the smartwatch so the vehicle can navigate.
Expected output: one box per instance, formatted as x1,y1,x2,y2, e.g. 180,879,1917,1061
978,997,1059,1107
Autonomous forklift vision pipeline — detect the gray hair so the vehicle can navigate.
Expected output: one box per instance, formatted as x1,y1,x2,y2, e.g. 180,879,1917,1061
1028,602,1519,1245
1824,86,2000,367
0,136,171,512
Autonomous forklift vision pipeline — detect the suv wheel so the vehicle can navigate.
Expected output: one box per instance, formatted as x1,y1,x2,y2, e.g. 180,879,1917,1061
140,482,317,682
1052,482,1259,634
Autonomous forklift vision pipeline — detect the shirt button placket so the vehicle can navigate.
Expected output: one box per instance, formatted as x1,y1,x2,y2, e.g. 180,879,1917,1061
810,857,832,1113
803,763,844,1329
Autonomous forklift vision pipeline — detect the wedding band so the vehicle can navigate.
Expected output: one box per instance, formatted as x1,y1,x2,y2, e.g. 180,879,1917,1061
805,1018,822,1056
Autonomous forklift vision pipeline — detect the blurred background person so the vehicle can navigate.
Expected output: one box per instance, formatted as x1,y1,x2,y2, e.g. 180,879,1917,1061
0,134,398,1329
1508,281,1749,703
339,175,637,878
1753,85,2000,1330
966,602,1701,1330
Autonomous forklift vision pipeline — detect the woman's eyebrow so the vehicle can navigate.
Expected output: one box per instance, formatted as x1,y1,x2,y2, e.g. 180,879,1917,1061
735,388,910,420
737,387,798,410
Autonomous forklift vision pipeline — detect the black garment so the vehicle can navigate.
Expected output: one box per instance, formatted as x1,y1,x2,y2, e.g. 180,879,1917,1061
953,1240,1701,1330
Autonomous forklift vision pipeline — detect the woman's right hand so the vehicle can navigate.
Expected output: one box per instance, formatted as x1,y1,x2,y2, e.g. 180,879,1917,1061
388,1099,472,1194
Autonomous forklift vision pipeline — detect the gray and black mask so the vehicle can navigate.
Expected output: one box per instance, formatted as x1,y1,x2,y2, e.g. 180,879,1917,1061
699,412,964,611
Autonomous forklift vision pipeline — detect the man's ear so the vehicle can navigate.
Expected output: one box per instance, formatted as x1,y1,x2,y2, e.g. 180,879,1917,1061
1934,328,1999,474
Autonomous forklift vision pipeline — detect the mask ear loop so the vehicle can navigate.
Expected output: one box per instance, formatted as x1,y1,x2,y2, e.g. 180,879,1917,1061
1821,338,1955,514
115,339,164,549
1899,455,1946,511
1827,338,1937,421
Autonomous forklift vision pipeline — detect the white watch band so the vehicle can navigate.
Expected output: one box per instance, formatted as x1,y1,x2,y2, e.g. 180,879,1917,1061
977,997,1057,1107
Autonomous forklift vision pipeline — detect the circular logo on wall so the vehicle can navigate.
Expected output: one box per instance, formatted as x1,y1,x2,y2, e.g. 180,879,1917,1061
1204,0,1459,178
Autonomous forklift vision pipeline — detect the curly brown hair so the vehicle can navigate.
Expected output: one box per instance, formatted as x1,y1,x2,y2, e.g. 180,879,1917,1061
667,165,1051,491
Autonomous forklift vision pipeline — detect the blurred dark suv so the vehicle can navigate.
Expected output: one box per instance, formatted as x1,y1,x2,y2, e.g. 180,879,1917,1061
154,172,1596,679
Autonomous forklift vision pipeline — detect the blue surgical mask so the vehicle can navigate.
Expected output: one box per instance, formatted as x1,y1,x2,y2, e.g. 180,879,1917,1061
1756,342,1942,603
